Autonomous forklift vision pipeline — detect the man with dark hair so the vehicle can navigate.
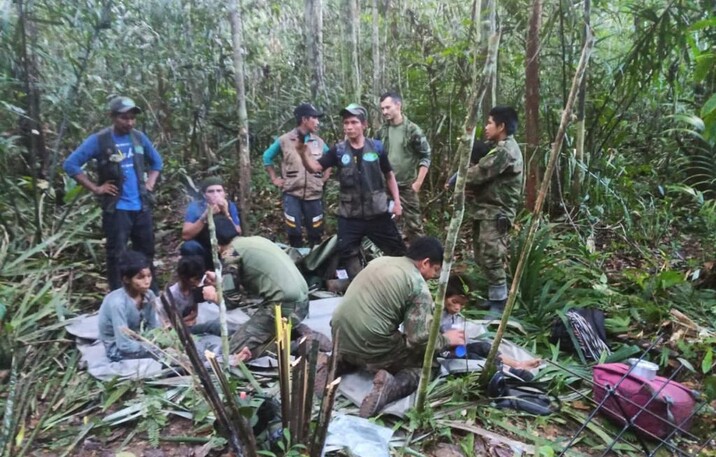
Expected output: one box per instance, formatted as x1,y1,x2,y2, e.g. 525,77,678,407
378,92,432,242
212,219,311,361
180,176,241,268
263,103,331,247
465,106,523,313
299,103,406,278
330,236,465,417
64,96,163,291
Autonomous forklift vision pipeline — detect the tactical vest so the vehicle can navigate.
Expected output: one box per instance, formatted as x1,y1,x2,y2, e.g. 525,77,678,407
278,129,325,200
335,139,389,219
96,127,149,212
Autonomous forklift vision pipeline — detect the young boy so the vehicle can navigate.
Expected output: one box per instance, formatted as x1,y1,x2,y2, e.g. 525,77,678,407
98,250,160,361
441,276,540,376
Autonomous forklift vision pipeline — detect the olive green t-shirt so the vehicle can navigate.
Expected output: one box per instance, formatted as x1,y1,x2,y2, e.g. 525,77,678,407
331,256,448,358
386,123,415,184
222,236,308,304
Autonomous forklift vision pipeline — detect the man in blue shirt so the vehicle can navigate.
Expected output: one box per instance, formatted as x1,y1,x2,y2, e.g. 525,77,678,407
180,176,241,268
63,96,163,291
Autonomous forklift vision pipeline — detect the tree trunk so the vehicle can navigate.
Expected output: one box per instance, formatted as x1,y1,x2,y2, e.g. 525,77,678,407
17,0,48,181
371,0,381,129
344,0,361,101
572,0,591,198
479,0,497,119
305,0,325,100
228,0,252,218
524,0,542,211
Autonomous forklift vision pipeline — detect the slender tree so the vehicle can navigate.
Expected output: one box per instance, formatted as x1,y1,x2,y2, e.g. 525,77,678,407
228,0,252,217
572,0,590,198
305,0,325,99
344,0,361,101
524,0,542,211
371,0,381,128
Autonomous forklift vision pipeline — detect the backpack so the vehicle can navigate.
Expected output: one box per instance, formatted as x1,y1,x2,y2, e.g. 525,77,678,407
592,363,698,440
550,308,610,362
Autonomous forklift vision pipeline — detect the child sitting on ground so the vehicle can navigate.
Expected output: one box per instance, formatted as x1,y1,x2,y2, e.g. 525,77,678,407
160,255,223,336
98,250,160,361
160,255,251,364
442,276,541,377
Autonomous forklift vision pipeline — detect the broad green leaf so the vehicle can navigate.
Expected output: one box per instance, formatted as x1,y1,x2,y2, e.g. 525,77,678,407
702,347,713,374
701,93,716,119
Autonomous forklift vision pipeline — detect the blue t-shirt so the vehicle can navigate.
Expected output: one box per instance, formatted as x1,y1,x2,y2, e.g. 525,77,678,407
63,130,163,211
185,200,241,227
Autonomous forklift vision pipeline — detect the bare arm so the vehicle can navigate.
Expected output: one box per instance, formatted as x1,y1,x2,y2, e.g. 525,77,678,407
265,165,284,188
181,216,207,241
385,171,402,218
73,172,118,196
297,142,325,173
322,167,332,183
412,165,429,193
145,170,160,192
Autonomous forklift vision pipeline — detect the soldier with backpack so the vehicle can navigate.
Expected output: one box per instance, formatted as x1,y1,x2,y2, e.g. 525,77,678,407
63,96,163,291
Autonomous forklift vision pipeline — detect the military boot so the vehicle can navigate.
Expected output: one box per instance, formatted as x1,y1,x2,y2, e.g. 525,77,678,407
359,369,418,418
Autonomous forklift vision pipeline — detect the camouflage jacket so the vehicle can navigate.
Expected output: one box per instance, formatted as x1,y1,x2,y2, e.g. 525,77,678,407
376,116,431,185
465,136,523,221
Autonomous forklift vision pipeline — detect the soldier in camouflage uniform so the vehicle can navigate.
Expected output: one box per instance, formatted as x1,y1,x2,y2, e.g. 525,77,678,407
212,219,310,360
465,106,523,313
378,92,432,242
330,237,465,417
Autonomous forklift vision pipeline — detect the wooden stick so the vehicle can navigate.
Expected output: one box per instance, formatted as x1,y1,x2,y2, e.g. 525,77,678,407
206,352,258,454
302,339,320,443
160,292,245,456
310,377,341,457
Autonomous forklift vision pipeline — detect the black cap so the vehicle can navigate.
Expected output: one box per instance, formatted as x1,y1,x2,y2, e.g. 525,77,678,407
109,96,141,114
294,103,323,119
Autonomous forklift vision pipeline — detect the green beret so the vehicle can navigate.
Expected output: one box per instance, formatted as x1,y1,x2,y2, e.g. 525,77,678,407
200,176,224,192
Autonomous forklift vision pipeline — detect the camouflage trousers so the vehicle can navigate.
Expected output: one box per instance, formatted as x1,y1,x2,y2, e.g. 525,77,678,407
472,218,511,300
335,340,438,387
398,185,424,243
229,299,309,357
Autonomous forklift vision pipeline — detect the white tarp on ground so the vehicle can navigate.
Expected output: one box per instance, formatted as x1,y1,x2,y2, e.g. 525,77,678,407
67,296,539,414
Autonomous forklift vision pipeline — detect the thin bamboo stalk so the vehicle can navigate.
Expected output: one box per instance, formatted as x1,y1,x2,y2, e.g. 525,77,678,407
302,339,320,442
206,352,258,454
479,29,595,387
206,210,230,368
160,293,245,456
415,28,502,414
310,377,341,457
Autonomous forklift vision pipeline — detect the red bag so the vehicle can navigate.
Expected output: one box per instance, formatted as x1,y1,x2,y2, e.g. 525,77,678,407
592,363,697,440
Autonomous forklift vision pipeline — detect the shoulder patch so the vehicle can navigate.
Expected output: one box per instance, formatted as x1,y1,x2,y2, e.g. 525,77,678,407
363,152,379,162
341,154,351,165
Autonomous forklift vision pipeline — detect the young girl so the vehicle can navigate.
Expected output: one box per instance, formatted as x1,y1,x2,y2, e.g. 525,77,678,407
162,255,221,335
98,251,159,361
442,277,540,376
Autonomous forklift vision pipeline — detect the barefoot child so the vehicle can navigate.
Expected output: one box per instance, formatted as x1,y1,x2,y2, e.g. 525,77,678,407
442,277,540,376
98,251,160,361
